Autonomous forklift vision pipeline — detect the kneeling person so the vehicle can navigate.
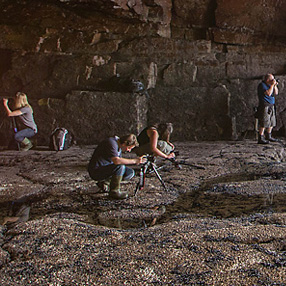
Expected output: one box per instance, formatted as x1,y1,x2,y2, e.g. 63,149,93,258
134,123,175,159
88,134,145,199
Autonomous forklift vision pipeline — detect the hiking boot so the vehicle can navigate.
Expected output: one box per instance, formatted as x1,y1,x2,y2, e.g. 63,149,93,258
109,189,129,199
258,135,269,144
21,138,33,151
109,175,128,199
265,133,279,142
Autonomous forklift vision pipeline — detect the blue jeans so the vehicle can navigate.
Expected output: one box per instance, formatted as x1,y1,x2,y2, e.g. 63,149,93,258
89,164,135,182
14,128,36,143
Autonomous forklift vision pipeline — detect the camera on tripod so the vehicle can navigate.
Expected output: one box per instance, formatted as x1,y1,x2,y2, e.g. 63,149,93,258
143,154,156,164
134,154,168,195
133,150,205,196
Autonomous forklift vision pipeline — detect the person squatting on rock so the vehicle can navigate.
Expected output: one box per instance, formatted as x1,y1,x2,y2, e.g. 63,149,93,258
134,122,175,159
88,134,146,199
2,92,38,151
257,74,279,144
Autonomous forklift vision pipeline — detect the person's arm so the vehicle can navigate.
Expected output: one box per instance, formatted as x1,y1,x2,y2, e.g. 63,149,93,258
273,82,279,95
167,141,175,149
3,99,22,117
164,133,175,149
112,156,145,165
265,79,278,96
148,128,175,159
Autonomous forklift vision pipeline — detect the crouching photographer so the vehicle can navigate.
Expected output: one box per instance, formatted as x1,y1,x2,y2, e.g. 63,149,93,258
88,134,146,200
134,122,175,159
2,92,37,151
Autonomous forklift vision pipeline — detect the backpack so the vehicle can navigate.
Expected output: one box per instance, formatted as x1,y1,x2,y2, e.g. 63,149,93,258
49,127,73,151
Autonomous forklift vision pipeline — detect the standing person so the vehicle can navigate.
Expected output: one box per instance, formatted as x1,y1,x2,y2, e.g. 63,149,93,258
134,122,175,159
2,92,37,151
257,74,279,144
88,134,146,199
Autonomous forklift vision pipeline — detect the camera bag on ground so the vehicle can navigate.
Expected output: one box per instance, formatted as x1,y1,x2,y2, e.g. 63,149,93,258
49,127,73,151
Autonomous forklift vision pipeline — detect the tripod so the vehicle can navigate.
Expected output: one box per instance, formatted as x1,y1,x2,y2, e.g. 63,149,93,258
134,155,168,195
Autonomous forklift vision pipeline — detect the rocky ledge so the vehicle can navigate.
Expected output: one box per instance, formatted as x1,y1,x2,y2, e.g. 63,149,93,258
0,140,286,285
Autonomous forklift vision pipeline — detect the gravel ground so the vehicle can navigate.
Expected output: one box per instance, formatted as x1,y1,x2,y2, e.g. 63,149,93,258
0,140,286,285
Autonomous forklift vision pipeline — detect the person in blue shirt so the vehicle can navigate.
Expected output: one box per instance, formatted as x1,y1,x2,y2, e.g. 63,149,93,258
88,134,146,199
257,74,279,144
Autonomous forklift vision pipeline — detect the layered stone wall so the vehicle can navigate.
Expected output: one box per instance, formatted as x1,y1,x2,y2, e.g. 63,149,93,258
0,0,286,145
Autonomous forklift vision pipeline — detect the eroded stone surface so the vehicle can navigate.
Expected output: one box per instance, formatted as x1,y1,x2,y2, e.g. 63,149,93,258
0,140,286,284
1,1,286,145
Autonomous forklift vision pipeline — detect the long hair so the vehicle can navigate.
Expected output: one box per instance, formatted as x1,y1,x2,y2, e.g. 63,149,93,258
13,92,33,112
153,122,173,141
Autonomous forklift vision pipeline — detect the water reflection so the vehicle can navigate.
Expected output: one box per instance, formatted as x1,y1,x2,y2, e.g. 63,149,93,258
1,172,286,229
169,191,286,219
2,199,30,227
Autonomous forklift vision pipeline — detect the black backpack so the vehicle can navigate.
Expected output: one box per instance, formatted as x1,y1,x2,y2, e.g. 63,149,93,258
49,127,73,151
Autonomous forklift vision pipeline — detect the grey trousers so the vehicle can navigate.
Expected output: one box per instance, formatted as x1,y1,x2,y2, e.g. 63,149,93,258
134,140,173,156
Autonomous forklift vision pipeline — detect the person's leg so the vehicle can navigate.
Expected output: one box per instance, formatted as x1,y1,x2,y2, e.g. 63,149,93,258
258,127,265,136
265,127,278,142
265,107,278,142
14,128,35,142
89,164,129,199
258,128,269,144
109,165,130,199
14,129,36,151
157,140,174,154
89,164,122,182
123,166,135,181
258,107,270,144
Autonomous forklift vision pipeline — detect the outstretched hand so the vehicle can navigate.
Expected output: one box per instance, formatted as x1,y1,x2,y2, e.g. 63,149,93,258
166,152,175,159
137,155,147,164
2,98,8,105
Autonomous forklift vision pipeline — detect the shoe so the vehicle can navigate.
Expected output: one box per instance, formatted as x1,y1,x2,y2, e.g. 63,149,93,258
258,135,269,144
109,189,128,200
109,175,128,199
21,138,33,151
265,133,279,142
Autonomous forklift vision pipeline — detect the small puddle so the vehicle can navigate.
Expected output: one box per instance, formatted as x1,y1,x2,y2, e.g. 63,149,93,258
162,189,286,222
160,172,286,223
1,172,286,229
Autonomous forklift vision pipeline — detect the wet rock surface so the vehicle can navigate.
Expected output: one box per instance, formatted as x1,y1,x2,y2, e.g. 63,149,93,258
0,140,286,285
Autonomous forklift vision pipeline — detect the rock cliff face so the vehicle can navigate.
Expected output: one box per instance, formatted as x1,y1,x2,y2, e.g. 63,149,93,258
0,0,286,145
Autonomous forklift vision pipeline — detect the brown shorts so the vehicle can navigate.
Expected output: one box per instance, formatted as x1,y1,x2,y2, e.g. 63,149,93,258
258,105,276,128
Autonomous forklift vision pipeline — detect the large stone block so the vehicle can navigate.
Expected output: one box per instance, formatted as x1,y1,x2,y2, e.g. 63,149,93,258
215,0,286,38
225,52,286,79
210,27,260,46
115,38,212,63
35,91,148,145
148,85,233,141
172,0,216,28
163,62,197,87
